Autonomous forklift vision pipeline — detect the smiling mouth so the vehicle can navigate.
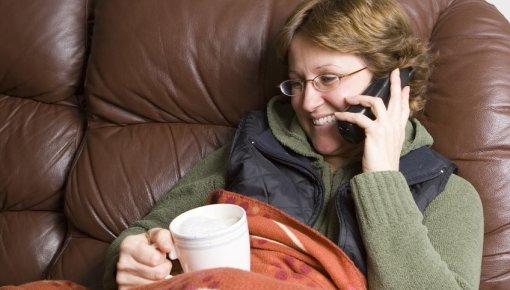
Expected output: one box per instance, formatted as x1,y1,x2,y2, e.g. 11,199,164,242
312,115,336,126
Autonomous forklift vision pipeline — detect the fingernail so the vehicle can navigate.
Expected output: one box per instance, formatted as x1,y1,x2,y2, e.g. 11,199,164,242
164,274,173,280
169,250,177,260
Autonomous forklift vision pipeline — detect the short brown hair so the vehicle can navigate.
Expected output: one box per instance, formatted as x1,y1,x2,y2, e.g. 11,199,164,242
277,0,435,115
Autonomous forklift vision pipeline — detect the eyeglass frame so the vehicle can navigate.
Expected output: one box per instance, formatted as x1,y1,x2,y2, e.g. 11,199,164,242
278,66,368,97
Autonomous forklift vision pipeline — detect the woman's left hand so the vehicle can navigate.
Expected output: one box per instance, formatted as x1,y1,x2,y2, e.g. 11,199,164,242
335,68,410,172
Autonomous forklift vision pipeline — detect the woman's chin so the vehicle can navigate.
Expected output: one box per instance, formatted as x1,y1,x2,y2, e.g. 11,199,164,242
308,122,359,153
312,135,359,156
312,139,343,155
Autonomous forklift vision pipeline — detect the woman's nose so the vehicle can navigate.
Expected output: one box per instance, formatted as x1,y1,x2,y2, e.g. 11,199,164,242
301,82,324,112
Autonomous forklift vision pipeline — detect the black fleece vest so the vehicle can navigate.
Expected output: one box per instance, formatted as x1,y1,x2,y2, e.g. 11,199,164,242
226,111,457,274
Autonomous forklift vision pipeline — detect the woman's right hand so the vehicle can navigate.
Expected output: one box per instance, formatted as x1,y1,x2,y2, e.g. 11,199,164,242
116,228,176,290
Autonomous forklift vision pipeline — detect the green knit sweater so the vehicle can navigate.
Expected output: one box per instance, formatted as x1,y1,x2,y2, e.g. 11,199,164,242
103,96,483,289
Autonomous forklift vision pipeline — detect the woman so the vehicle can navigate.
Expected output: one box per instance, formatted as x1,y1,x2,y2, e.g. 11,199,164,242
104,0,483,289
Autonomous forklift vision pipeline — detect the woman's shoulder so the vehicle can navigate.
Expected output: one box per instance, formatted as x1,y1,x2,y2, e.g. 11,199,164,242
173,144,231,189
444,173,480,200
425,173,483,221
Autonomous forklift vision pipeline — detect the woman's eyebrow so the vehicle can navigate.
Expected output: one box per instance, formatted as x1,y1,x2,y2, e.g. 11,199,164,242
316,64,344,70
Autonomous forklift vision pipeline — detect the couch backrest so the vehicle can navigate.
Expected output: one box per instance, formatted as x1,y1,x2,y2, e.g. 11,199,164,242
0,0,87,285
1,0,509,289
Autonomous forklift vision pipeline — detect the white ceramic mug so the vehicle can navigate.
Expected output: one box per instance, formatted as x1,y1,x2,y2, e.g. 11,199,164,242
169,204,251,273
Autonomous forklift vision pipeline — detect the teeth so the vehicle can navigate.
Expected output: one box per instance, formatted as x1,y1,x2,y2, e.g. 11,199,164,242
313,115,336,125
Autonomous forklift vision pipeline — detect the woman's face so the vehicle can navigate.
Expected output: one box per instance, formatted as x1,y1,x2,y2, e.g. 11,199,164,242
287,33,373,160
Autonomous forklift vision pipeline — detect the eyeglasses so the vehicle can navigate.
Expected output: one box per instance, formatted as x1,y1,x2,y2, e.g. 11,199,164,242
278,67,367,97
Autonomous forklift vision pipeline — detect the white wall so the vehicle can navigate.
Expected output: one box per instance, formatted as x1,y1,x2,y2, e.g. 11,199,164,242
486,0,510,21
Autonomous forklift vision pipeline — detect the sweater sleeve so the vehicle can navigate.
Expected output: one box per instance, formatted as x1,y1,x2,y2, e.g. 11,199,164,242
103,145,231,290
350,171,483,290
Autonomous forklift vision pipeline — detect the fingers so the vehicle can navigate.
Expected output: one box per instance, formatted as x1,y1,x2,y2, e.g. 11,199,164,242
399,86,411,125
387,68,402,113
337,68,410,126
117,259,172,288
121,234,167,266
116,231,174,289
335,94,387,131
390,68,402,98
146,228,176,258
334,110,373,129
387,68,410,121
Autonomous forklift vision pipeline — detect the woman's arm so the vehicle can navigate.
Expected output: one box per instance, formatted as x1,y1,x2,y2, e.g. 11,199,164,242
351,171,483,289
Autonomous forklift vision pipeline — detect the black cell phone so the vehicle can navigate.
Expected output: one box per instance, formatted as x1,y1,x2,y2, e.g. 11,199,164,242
337,67,415,144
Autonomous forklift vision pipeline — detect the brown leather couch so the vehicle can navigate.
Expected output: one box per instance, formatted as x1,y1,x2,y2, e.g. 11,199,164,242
1,0,509,289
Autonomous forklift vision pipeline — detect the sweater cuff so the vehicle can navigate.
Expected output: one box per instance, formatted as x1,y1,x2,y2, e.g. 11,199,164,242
350,171,422,229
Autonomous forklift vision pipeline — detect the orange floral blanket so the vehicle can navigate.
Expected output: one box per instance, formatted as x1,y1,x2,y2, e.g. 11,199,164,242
137,189,367,290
